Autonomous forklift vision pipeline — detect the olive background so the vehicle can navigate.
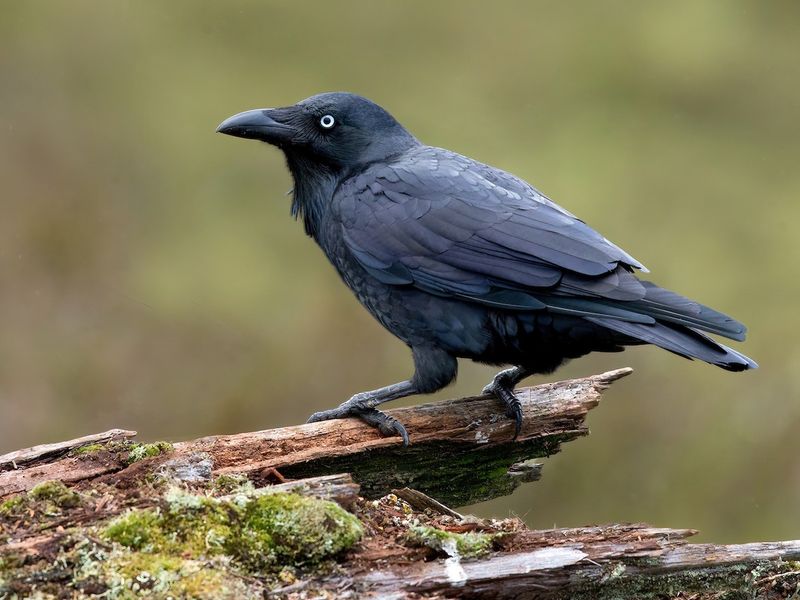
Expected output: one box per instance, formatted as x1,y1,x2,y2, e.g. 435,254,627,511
2,1,799,543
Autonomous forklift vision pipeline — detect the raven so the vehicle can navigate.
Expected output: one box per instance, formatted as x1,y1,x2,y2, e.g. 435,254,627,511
217,92,756,444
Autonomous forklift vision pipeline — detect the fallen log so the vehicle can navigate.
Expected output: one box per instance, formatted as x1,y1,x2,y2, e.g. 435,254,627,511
0,368,632,507
359,521,800,599
2,368,797,599
1,471,798,599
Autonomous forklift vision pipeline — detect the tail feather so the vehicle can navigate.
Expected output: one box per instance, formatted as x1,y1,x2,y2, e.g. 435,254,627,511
585,316,757,371
627,281,747,341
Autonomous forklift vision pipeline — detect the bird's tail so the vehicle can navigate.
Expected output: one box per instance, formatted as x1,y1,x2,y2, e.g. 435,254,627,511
585,281,757,371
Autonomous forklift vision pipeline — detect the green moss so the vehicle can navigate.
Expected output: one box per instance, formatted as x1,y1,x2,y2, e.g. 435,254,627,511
0,487,363,598
228,492,363,572
0,495,27,517
102,488,362,576
71,543,253,599
102,552,243,598
407,525,497,559
74,443,106,455
126,441,174,464
103,509,164,551
29,480,81,508
160,487,234,556
103,490,231,559
211,473,253,495
106,551,184,594
150,564,235,598
106,440,136,452
279,433,577,507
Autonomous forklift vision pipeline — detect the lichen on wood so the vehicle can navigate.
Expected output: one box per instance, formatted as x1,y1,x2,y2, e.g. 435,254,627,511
1,478,364,598
2,369,798,599
0,369,632,508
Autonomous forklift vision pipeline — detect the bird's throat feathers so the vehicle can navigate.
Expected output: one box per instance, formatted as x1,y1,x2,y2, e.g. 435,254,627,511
286,153,338,239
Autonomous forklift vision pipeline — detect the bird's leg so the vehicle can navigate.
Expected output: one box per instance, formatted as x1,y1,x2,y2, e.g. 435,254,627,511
306,347,457,446
482,366,534,439
306,380,418,445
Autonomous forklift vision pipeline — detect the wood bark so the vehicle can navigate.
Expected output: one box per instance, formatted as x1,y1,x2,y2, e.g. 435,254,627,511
2,368,798,599
358,523,800,598
0,368,632,507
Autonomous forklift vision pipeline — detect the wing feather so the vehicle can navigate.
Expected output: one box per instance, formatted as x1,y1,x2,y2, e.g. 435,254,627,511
334,146,748,344
337,147,644,310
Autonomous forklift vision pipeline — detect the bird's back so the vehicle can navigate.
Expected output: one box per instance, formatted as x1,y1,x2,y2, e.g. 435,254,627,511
327,144,755,372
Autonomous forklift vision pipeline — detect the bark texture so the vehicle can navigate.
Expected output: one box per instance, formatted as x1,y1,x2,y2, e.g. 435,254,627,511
1,369,631,507
2,368,797,599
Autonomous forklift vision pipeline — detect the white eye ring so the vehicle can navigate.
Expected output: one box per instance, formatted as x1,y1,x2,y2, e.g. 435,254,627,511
319,114,335,129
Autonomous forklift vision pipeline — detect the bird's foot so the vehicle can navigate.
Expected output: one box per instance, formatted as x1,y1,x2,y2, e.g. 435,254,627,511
306,400,409,446
482,370,524,439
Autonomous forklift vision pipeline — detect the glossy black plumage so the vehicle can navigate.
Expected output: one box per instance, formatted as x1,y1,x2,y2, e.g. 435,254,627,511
218,92,756,443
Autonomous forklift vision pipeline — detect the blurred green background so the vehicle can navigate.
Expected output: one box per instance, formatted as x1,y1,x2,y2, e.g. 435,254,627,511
1,1,798,543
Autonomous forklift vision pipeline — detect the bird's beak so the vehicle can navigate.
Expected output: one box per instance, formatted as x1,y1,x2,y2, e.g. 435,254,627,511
216,108,297,143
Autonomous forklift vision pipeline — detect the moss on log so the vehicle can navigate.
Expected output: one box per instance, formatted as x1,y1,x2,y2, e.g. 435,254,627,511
2,477,798,599
1,369,631,507
3,369,797,598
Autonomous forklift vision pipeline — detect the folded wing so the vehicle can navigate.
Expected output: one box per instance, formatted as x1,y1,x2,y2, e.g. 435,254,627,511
336,147,749,357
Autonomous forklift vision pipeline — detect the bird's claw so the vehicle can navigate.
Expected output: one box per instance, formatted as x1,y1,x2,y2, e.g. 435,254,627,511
306,408,343,423
504,395,523,439
483,378,523,440
358,408,410,446
306,406,409,446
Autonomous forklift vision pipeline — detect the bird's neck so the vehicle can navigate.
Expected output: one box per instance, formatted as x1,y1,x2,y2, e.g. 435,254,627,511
286,154,338,241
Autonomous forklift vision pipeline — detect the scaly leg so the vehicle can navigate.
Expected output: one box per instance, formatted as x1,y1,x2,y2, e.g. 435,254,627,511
307,347,458,446
306,380,417,445
482,366,534,439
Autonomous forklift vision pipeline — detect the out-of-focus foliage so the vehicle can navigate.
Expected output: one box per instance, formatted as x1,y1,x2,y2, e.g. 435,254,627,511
1,1,798,543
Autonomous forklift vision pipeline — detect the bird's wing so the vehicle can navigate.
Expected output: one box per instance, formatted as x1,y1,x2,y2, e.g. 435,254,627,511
336,147,649,312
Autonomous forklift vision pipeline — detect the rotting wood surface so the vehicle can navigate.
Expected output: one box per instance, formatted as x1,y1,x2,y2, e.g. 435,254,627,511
0,369,632,507
2,470,798,599
1,369,798,598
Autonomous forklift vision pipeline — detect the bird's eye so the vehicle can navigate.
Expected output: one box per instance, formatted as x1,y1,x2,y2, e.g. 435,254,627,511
319,115,335,129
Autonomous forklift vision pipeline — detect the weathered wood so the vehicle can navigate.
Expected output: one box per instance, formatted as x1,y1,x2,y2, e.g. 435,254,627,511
0,428,136,471
2,474,799,599
359,524,800,599
220,473,361,508
392,487,465,519
1,368,798,599
0,369,631,506
1,473,362,557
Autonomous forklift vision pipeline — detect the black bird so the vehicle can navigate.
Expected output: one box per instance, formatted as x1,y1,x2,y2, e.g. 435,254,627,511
217,92,756,444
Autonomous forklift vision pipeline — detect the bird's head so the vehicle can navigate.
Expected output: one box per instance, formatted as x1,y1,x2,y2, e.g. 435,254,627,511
217,92,418,174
